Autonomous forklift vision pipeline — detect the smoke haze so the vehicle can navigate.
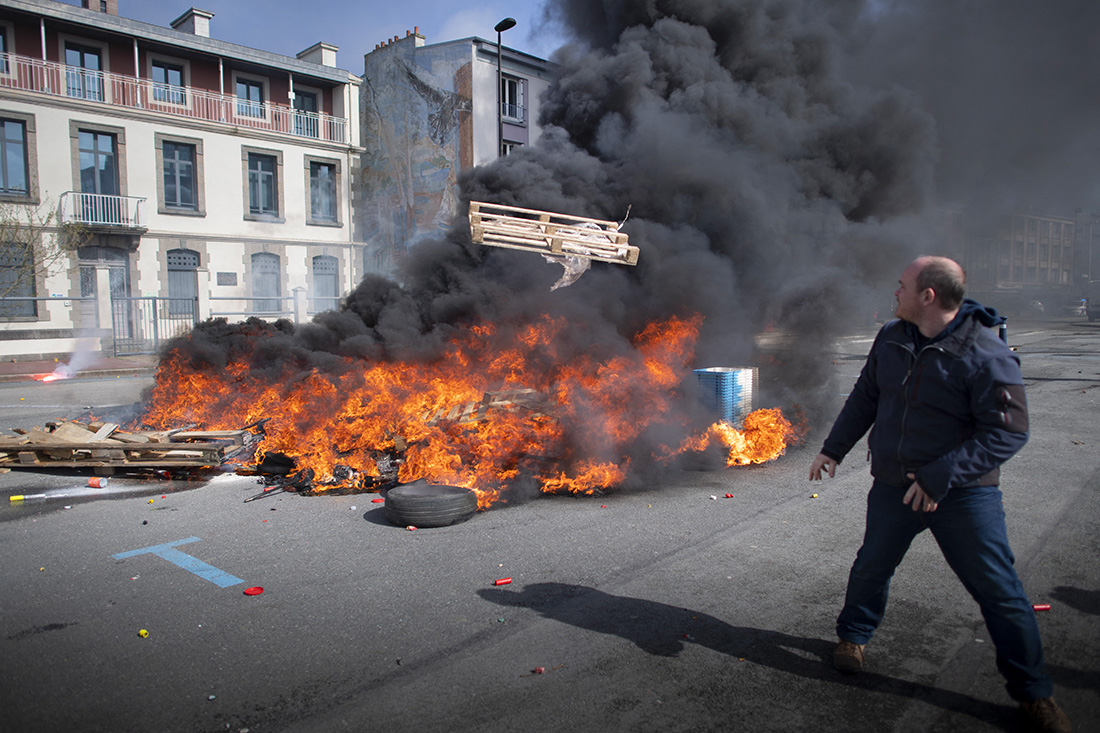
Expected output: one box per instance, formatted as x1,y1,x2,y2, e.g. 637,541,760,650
165,0,1095,451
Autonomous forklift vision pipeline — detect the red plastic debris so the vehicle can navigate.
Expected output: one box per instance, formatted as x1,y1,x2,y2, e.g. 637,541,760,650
243,587,264,596
371,498,385,503
600,505,608,509
406,525,417,531
725,493,734,498
533,666,545,674
494,577,513,586
1033,603,1051,612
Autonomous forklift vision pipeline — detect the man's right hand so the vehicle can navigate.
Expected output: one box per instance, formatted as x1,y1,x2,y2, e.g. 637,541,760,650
809,453,837,481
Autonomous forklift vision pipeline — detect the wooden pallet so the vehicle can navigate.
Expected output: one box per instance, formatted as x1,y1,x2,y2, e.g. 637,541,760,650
469,201,638,266
420,388,552,426
0,421,251,471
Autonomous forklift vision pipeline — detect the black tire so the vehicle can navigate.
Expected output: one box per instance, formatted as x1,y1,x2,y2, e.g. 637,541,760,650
383,483,478,528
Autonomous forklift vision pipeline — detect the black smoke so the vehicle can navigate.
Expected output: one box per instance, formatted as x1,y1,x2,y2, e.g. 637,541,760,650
162,0,948,443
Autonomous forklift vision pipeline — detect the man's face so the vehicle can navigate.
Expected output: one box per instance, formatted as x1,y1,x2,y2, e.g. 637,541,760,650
894,262,925,323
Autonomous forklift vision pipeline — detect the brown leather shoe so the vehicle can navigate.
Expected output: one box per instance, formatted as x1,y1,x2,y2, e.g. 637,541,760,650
833,639,865,674
1020,697,1071,733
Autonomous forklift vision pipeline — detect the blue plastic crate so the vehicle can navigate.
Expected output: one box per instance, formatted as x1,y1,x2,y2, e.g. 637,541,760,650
694,367,756,424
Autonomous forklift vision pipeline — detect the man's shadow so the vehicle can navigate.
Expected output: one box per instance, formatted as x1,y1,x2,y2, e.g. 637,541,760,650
479,582,1020,729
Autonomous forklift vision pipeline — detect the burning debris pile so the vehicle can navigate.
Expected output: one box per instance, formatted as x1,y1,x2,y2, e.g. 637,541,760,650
134,0,942,506
140,314,799,508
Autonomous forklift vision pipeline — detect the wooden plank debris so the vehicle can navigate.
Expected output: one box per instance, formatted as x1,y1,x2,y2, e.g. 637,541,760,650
421,388,553,426
0,420,253,471
469,201,638,266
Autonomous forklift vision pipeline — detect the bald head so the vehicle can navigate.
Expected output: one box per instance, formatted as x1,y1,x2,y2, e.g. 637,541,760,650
914,256,966,311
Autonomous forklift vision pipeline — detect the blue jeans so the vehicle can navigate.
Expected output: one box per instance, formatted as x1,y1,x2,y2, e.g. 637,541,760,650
837,480,1052,701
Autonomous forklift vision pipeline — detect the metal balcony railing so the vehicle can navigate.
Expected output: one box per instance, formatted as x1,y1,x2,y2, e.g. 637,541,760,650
0,52,348,144
501,102,525,123
59,191,146,228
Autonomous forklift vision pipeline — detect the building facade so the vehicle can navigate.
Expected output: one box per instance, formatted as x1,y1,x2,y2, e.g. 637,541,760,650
0,0,363,360
358,30,554,275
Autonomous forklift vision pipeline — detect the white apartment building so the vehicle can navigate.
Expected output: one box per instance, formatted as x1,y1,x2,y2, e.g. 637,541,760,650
0,0,363,360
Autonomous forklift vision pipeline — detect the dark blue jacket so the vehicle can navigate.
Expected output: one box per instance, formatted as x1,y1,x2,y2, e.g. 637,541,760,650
821,300,1028,501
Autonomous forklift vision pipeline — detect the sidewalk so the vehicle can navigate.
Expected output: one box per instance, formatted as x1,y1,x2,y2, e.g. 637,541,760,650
0,354,159,383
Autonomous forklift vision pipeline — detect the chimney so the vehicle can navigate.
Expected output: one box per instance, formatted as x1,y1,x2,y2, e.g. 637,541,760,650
171,8,215,38
297,42,339,68
81,0,118,14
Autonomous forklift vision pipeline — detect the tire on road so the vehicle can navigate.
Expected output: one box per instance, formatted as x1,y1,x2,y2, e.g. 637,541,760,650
383,483,478,527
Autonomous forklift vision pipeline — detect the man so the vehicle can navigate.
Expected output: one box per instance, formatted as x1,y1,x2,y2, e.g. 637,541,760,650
809,256,1070,732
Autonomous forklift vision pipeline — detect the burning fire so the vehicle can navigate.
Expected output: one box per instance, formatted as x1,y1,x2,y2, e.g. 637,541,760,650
140,315,798,508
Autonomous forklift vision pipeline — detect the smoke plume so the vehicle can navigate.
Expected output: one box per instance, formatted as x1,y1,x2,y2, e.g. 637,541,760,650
160,0,951,467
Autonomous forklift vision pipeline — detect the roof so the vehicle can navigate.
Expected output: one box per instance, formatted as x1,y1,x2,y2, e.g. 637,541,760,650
0,0,359,84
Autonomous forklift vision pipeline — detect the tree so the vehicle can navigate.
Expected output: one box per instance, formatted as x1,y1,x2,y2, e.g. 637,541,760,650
0,200,89,317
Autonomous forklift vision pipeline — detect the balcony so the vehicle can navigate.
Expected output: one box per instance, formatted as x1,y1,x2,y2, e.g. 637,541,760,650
59,191,146,229
501,102,526,124
0,52,348,144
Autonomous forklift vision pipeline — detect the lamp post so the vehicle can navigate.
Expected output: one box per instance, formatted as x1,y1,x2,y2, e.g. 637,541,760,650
494,17,516,158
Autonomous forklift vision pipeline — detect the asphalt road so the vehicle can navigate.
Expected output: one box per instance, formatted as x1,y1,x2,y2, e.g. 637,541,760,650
1,318,1097,733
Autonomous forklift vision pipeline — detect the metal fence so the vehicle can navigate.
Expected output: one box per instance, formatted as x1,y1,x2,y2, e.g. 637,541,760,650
110,296,198,356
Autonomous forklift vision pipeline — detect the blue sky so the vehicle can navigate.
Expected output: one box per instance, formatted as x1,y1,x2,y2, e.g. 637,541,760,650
82,1,568,69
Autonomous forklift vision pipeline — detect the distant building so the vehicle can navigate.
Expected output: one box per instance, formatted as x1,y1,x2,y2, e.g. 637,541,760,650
0,0,363,360
939,208,1081,315
359,29,554,275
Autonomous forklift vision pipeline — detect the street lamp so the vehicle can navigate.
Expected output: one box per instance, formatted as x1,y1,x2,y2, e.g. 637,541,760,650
494,17,516,158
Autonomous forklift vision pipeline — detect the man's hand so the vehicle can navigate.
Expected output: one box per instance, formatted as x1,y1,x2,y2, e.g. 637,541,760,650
902,473,938,512
809,453,837,481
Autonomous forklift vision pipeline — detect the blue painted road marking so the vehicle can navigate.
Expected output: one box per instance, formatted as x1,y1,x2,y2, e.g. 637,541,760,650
113,537,245,588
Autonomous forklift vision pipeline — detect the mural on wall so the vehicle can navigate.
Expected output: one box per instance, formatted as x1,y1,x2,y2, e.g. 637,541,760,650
360,40,473,274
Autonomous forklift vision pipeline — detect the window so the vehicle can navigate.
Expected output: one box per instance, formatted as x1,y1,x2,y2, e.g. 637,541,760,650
248,153,278,216
236,78,264,118
293,90,319,137
162,142,196,210
0,242,35,318
65,43,103,101
310,161,336,222
166,249,199,316
502,141,522,156
251,252,281,313
0,119,28,196
501,76,524,122
79,130,117,195
311,255,339,312
151,60,185,105
0,26,9,75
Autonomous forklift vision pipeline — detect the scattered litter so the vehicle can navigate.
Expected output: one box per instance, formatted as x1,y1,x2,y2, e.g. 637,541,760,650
600,505,608,509
39,567,44,571
494,577,513,586
497,618,506,623
243,587,264,596
208,695,216,701
683,634,695,641
349,506,357,511
521,664,564,677
138,629,149,638
88,477,108,488
710,495,718,500
406,525,417,531
147,499,154,504
1033,603,1051,612
725,493,733,498
811,493,818,499
371,498,384,504
10,494,46,501
64,505,72,510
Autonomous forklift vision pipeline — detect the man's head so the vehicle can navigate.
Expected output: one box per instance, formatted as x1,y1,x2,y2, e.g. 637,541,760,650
895,256,965,325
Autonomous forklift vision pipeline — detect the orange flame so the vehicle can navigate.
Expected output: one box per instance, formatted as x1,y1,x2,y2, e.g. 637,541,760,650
140,315,798,508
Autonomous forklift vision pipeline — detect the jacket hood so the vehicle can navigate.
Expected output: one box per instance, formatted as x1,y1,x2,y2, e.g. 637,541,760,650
955,298,1002,328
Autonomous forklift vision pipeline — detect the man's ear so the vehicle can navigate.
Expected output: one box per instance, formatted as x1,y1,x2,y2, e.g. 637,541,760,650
921,287,936,306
